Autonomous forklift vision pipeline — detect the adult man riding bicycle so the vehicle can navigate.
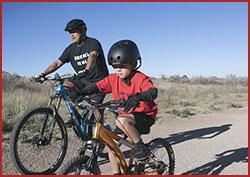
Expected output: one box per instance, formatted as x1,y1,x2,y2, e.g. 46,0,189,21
35,19,109,125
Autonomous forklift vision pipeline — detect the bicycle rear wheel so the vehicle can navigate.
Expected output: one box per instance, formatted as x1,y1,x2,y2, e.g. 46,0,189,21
147,138,175,175
57,155,101,175
10,107,68,175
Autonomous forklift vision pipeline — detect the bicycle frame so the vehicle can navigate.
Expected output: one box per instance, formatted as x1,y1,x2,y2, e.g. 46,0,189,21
92,122,136,174
92,121,166,175
44,80,95,143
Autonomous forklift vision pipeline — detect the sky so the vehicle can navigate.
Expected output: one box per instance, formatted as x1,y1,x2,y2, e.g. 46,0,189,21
2,2,248,78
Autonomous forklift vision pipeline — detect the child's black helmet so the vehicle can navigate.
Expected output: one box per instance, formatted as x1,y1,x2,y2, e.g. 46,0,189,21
64,19,86,31
108,40,142,69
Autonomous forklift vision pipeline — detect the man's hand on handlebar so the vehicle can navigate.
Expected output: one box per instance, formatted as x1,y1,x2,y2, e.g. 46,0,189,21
72,69,89,81
34,73,46,83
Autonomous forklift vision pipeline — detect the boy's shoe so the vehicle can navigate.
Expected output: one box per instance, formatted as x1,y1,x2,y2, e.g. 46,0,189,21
65,118,74,128
134,143,150,161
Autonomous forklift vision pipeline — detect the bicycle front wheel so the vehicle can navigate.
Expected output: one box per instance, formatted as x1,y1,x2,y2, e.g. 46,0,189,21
147,138,175,175
57,155,101,175
10,107,68,175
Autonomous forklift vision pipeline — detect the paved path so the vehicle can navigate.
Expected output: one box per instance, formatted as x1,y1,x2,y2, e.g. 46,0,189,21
144,106,248,175
2,107,248,175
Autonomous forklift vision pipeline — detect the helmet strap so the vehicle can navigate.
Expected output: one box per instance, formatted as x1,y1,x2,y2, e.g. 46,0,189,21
134,58,142,70
122,70,138,86
77,33,87,45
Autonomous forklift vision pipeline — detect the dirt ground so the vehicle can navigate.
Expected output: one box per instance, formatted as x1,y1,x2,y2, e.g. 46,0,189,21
2,106,248,175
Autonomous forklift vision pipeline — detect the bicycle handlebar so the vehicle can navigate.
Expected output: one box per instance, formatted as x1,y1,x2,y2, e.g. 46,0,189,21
80,96,125,110
34,74,72,84
34,74,124,112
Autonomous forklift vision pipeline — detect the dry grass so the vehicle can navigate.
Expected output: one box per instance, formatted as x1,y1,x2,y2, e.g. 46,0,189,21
152,78,248,120
2,73,248,133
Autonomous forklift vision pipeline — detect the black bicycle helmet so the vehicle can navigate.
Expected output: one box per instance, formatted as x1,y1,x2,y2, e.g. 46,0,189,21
107,40,142,69
64,19,86,31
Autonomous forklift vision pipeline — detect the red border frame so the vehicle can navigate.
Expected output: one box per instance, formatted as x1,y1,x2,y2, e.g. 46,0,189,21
1,1,249,176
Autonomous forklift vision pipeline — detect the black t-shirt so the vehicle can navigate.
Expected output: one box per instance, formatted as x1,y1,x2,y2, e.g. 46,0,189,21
59,37,109,84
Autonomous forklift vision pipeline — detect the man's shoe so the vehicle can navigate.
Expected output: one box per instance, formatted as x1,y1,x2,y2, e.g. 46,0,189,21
65,118,74,128
134,143,150,161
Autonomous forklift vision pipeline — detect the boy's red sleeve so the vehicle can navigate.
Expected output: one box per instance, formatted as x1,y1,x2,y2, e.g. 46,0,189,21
96,76,112,94
140,76,157,92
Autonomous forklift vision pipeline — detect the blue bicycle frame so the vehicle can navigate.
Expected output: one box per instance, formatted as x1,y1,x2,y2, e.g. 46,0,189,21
50,82,96,141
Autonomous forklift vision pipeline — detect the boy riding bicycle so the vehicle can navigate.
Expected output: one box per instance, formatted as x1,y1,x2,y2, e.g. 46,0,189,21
70,40,158,175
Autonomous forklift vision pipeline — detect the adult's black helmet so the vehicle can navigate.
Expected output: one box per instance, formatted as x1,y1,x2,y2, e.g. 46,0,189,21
107,40,142,69
64,19,86,31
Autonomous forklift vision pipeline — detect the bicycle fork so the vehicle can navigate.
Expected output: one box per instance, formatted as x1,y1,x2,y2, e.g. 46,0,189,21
37,96,62,146
86,140,102,172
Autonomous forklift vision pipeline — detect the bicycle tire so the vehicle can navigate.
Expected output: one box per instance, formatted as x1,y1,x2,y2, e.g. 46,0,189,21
10,107,68,175
147,138,175,175
57,155,101,175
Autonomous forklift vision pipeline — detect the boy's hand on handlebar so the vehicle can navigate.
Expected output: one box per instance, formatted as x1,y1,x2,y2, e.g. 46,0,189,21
34,73,46,83
121,94,140,112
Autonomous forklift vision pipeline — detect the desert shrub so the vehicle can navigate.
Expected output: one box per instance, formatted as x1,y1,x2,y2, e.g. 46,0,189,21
224,74,248,86
230,103,243,108
190,76,224,85
165,108,195,118
153,76,248,118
